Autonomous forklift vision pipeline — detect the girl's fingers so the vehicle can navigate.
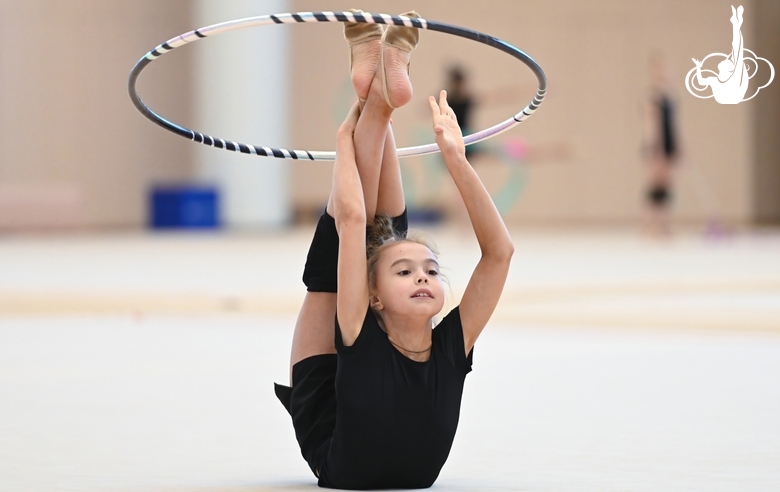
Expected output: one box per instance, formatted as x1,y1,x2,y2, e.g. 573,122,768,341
439,90,448,114
345,101,360,124
428,95,440,116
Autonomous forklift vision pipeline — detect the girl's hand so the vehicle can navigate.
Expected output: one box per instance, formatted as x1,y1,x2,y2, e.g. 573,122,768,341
338,100,361,137
429,90,466,158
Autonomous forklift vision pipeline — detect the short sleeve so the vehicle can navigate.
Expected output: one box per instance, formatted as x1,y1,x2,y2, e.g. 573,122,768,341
433,306,473,375
335,305,379,355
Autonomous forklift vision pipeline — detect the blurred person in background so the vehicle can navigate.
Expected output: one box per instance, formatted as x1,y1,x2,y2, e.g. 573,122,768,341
643,55,680,238
446,65,478,159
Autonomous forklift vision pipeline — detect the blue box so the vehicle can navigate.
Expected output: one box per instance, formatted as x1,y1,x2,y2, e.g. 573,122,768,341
149,185,220,229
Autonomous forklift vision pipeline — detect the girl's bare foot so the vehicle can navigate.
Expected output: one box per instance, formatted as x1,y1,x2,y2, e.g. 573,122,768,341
381,42,413,108
344,10,383,101
350,41,381,102
363,63,394,117
380,11,420,108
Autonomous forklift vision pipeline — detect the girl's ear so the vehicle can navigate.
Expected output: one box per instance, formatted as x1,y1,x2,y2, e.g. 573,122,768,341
369,293,383,311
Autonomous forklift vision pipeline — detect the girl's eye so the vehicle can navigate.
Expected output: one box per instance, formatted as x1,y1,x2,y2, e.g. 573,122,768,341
428,270,439,276
398,270,410,276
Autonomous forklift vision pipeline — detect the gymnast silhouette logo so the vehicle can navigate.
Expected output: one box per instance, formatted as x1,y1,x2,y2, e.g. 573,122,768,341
685,5,774,104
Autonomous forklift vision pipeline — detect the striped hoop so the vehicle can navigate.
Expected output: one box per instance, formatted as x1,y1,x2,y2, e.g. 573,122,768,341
128,11,547,161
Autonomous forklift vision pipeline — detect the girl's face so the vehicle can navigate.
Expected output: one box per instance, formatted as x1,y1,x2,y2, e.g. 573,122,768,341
372,241,445,318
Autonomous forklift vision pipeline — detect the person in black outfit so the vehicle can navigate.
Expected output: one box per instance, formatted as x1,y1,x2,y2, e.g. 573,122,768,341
446,65,478,159
275,12,514,489
644,57,680,237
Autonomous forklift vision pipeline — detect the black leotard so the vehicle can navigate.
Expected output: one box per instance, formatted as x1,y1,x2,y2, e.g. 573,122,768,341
657,95,678,160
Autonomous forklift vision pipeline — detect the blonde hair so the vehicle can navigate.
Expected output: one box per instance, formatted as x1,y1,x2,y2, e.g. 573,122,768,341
366,215,443,291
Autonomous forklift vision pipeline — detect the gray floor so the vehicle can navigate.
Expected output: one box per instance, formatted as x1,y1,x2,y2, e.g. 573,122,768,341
1,226,779,491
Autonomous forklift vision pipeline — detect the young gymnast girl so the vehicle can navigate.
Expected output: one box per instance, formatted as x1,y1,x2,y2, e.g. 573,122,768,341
274,11,514,489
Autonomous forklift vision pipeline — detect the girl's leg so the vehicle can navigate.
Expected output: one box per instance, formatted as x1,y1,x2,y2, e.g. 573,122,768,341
291,212,342,376
375,121,406,217
353,73,394,220
288,19,414,379
289,291,337,375
289,70,394,382
352,14,417,217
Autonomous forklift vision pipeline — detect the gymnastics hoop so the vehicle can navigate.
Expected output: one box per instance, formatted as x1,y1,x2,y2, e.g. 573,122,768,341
128,11,547,161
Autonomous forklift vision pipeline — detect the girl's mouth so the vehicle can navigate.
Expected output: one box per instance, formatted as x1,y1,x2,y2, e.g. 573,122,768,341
412,288,433,298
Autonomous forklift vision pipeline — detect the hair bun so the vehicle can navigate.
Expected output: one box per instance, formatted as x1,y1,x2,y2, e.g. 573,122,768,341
366,214,405,259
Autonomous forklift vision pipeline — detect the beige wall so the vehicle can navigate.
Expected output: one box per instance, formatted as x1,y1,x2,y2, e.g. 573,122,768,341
753,0,780,224
289,0,778,226
0,1,777,229
0,1,195,229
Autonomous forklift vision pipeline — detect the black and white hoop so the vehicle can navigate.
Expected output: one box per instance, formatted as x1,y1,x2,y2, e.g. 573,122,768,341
128,11,547,161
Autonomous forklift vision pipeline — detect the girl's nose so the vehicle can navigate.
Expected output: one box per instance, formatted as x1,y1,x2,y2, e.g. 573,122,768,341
417,276,427,284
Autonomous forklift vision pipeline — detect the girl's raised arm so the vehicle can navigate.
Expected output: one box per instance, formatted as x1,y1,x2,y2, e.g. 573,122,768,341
429,90,514,354
331,102,370,346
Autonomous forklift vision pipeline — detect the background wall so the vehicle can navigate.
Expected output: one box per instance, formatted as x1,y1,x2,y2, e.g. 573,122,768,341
0,1,196,229
289,0,779,226
0,0,777,230
753,0,780,224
